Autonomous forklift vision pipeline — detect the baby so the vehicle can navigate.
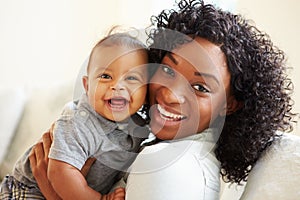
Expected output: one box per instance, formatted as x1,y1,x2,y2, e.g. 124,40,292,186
0,31,150,200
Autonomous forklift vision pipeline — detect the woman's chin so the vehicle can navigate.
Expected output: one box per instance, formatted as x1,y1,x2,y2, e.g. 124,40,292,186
150,121,179,140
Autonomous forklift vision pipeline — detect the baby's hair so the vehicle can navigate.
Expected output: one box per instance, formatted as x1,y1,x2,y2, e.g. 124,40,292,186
86,26,148,74
148,0,296,184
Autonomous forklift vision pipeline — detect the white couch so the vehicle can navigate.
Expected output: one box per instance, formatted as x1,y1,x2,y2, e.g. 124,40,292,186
1,82,299,199
0,82,74,178
221,132,300,200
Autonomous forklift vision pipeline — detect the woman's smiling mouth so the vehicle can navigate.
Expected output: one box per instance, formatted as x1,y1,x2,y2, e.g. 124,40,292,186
157,104,186,121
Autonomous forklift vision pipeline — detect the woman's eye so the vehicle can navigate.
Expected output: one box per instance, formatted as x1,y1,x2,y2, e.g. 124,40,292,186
192,84,210,93
99,74,111,79
161,65,175,77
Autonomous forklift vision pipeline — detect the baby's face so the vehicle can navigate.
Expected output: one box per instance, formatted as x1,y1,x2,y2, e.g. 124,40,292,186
84,46,148,122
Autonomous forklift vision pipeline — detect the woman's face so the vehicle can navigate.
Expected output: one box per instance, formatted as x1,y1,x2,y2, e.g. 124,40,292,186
149,37,236,140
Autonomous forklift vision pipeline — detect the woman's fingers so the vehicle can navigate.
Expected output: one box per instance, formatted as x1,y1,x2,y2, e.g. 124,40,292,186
49,123,55,141
42,131,52,164
29,144,37,168
29,128,62,200
29,141,47,179
113,188,125,200
29,129,52,177
102,188,125,200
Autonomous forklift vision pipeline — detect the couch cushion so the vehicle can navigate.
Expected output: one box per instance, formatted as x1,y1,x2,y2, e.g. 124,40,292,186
0,87,27,164
240,133,300,200
0,82,74,179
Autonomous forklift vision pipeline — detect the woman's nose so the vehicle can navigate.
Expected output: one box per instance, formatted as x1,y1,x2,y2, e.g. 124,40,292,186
160,86,186,104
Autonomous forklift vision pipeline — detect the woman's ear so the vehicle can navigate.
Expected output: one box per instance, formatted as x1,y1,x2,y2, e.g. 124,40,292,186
220,96,243,116
82,76,89,93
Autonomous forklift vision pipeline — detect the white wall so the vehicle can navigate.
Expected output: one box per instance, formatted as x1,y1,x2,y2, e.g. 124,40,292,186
0,0,175,172
0,0,299,134
0,0,174,90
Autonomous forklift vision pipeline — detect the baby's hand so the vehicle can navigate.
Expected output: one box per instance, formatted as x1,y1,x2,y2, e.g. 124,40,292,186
101,187,125,200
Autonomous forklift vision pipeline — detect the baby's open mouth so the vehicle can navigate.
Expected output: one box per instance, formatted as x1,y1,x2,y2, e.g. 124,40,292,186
108,97,129,110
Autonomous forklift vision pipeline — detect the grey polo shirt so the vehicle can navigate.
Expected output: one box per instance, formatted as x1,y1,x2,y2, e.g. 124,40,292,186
13,94,149,194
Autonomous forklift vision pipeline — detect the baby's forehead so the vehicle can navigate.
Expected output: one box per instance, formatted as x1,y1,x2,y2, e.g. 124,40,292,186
88,45,148,73
93,44,145,56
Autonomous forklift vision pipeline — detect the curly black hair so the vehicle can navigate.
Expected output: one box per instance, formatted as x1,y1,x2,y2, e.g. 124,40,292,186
147,0,295,184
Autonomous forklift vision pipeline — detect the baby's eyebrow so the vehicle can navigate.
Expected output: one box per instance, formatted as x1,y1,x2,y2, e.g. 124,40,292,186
194,71,220,86
126,70,144,77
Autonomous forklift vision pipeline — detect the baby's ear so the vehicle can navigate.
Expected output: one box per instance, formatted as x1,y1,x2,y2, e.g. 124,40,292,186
221,96,243,116
82,76,89,93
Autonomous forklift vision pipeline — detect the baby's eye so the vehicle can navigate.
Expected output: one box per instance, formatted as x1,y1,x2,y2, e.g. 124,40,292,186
161,65,175,77
125,76,138,81
192,84,210,93
99,74,112,79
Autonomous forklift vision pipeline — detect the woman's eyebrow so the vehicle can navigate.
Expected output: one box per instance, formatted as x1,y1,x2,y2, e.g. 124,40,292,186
167,52,220,86
166,53,178,64
194,71,220,86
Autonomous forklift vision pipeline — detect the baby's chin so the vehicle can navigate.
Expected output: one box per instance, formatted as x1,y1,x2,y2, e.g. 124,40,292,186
106,114,130,123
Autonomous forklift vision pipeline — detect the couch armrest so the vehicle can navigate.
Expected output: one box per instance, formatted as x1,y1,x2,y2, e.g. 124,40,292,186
240,132,300,199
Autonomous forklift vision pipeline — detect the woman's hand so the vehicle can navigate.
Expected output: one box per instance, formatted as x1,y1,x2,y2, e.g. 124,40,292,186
29,128,61,200
101,187,125,200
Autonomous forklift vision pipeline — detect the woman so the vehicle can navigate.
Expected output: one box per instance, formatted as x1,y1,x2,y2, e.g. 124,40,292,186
30,0,295,199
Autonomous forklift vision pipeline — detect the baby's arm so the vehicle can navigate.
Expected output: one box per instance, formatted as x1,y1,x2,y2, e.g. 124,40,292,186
48,158,125,200
48,158,101,200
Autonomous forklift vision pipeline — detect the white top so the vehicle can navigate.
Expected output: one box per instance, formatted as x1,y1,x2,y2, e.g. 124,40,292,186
125,128,221,200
